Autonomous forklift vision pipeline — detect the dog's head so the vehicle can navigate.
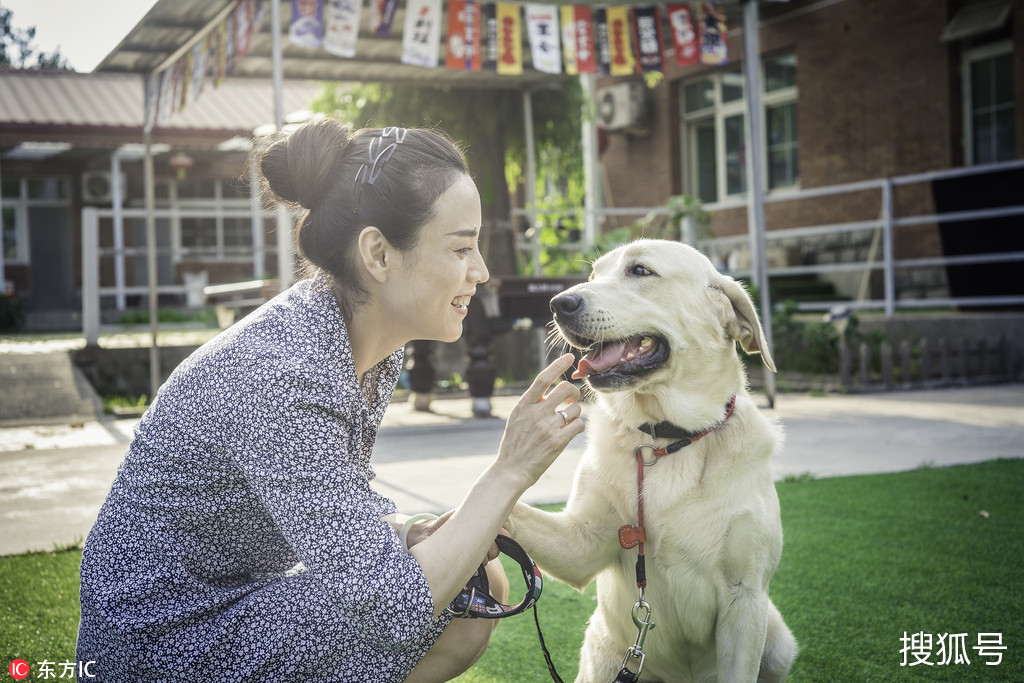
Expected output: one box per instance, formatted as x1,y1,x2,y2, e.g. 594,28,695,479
550,239,775,393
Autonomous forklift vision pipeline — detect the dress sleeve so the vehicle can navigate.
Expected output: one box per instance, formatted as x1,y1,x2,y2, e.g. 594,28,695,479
221,371,440,652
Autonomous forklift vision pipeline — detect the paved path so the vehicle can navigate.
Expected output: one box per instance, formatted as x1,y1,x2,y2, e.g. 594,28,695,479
1,385,1022,555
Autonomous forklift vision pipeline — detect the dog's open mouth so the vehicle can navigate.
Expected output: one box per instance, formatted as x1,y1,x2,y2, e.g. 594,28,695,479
570,334,669,384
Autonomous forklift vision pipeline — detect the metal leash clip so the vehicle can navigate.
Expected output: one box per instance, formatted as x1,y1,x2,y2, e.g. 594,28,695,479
619,590,655,679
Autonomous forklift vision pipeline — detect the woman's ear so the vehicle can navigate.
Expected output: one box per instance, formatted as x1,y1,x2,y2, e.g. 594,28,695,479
357,226,391,283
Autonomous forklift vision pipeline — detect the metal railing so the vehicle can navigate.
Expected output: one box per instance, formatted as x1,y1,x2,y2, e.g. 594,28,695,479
515,159,1024,316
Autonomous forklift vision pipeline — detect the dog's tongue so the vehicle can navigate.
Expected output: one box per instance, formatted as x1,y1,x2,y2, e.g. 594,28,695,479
572,340,631,379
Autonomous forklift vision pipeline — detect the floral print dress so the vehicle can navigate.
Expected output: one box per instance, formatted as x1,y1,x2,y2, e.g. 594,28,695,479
77,274,450,681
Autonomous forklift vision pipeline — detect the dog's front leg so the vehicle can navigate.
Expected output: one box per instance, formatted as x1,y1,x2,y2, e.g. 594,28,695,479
506,468,621,591
715,511,779,682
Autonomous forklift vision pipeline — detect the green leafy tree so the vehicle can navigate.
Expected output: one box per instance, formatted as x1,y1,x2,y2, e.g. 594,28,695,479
0,6,72,69
311,80,586,275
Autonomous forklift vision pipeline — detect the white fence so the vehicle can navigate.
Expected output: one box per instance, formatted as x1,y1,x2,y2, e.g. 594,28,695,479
81,206,279,345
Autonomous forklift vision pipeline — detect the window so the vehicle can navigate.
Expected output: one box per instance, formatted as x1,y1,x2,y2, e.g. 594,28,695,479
172,178,253,261
681,53,799,204
1,176,70,264
963,41,1015,164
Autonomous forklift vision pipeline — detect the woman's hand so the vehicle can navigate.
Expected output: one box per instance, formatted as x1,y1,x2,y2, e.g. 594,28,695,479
494,353,585,492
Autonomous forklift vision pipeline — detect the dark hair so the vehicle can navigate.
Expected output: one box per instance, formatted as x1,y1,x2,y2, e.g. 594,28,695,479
255,117,470,320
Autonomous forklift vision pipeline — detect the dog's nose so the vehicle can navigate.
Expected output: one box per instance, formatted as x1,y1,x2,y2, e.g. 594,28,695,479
550,292,584,318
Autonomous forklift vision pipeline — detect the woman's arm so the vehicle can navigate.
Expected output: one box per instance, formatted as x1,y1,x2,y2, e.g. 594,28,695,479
408,354,585,617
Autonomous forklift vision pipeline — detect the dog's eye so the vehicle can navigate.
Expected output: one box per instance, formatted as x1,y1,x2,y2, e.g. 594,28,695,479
628,264,657,277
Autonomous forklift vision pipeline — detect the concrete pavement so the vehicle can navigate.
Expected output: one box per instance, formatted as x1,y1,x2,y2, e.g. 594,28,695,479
1,384,1022,555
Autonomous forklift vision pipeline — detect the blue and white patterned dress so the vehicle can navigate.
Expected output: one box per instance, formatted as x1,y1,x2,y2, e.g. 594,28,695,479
77,274,451,681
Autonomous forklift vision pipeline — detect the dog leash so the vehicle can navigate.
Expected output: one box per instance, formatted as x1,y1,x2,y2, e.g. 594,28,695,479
614,396,738,682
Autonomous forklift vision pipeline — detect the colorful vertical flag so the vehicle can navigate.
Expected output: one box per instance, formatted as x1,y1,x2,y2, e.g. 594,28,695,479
324,0,362,57
525,4,561,74
225,12,237,75
481,3,498,71
401,0,443,67
235,0,254,58
446,0,482,70
559,6,578,75
594,7,610,75
369,0,399,36
632,5,664,73
576,6,597,74
289,0,325,48
699,2,728,65
667,3,700,67
191,39,208,102
606,6,634,76
496,3,522,75
157,67,174,125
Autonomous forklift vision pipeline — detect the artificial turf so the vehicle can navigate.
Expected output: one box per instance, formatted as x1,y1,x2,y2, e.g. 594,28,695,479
1,459,1020,681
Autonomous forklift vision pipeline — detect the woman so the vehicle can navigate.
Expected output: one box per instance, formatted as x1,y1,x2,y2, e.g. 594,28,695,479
77,119,585,682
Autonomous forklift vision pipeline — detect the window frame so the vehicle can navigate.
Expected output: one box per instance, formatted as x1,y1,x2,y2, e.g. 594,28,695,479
961,39,1015,165
2,176,72,265
680,53,799,205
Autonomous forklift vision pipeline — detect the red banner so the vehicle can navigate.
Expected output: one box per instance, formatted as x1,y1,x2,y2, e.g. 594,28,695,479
446,0,482,70
667,4,699,67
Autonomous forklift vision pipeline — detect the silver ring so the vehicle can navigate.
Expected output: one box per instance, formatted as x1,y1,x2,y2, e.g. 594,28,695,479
557,409,569,425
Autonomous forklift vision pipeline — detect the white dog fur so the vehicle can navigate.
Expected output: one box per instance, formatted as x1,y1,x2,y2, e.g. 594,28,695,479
506,239,797,682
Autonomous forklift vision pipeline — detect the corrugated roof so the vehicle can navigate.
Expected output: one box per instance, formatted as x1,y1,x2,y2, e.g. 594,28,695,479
0,68,321,139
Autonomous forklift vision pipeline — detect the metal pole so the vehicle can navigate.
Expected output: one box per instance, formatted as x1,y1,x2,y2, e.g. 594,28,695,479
111,152,127,310
0,157,6,292
81,207,100,346
742,0,776,407
580,73,600,251
523,88,539,276
144,127,160,400
272,0,292,290
882,178,895,318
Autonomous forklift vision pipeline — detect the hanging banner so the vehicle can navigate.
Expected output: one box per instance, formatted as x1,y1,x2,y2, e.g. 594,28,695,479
632,5,664,73
253,0,268,32
559,6,578,75
606,6,634,76
401,0,443,67
496,3,522,75
369,0,399,36
594,7,610,75
324,0,361,57
699,2,728,65
289,0,325,48
667,3,699,67
482,3,498,71
157,67,174,125
235,0,253,58
569,6,596,74
191,39,208,102
225,12,238,75
180,52,192,111
526,4,561,74
446,0,482,70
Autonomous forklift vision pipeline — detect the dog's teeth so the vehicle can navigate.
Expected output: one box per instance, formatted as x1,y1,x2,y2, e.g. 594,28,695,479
640,337,653,348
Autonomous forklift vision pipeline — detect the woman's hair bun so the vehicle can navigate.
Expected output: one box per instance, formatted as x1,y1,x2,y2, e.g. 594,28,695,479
259,117,353,210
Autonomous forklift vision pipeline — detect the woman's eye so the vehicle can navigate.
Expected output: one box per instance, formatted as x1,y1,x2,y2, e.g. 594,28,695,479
629,264,656,277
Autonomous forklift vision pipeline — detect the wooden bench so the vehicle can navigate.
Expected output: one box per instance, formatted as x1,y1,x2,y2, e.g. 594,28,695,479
203,279,280,329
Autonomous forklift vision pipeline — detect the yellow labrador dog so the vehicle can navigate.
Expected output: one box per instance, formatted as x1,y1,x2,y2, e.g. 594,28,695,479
506,240,797,682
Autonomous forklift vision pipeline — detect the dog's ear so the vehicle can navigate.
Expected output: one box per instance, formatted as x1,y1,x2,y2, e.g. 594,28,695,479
717,276,777,373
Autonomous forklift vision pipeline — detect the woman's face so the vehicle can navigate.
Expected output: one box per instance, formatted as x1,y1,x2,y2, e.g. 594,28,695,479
382,174,489,343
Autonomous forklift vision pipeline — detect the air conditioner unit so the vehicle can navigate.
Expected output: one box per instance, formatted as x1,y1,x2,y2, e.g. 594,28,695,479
81,171,126,204
596,82,650,133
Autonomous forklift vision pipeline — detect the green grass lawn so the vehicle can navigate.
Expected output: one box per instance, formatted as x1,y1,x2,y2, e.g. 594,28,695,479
2,459,1021,680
